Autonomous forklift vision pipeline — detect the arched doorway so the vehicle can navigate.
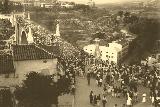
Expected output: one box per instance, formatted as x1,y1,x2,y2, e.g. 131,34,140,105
21,31,28,44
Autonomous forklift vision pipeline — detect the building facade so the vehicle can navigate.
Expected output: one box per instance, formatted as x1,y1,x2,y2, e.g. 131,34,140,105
83,41,124,64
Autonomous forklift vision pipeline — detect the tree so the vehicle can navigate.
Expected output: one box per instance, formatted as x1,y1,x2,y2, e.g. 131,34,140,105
125,17,160,64
124,11,130,17
92,32,106,39
1,0,10,14
117,11,123,17
14,72,70,107
0,88,13,107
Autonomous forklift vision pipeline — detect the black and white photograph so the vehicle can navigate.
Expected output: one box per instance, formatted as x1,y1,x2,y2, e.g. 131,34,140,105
0,0,160,107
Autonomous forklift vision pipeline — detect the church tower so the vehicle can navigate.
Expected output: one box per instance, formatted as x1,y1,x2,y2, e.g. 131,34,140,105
55,23,60,37
27,27,34,44
94,38,101,59
27,12,30,20
23,6,26,19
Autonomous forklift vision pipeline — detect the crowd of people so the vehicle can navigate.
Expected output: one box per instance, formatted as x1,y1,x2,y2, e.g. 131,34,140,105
56,39,86,94
85,56,160,107
16,16,86,95
16,15,160,107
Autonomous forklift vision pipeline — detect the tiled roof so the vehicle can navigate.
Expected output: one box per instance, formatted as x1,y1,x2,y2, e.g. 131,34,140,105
12,44,57,61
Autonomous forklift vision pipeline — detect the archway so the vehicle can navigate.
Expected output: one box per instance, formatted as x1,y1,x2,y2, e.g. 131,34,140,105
21,31,28,44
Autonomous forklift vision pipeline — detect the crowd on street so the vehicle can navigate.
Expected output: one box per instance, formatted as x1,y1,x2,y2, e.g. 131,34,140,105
16,16,160,107
84,56,160,107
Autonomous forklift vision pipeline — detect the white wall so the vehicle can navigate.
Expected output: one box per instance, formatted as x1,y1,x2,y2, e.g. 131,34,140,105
14,59,57,81
83,44,119,64
100,46,118,63
108,42,122,51
83,44,96,56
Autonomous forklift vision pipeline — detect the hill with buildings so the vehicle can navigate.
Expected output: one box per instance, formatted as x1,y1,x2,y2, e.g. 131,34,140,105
3,0,158,64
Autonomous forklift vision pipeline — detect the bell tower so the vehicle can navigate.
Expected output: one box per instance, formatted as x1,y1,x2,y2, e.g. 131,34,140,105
27,27,34,44
55,23,60,37
94,38,101,59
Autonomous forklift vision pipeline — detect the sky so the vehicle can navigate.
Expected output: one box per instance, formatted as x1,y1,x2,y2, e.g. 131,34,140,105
60,0,144,4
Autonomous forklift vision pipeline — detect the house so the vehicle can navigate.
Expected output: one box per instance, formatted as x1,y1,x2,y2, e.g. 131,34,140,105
83,40,123,64
13,45,58,81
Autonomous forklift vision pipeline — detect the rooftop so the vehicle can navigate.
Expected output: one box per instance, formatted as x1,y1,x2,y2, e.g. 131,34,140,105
12,44,58,61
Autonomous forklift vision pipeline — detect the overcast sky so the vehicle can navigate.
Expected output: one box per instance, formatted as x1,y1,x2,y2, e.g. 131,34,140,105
60,0,144,4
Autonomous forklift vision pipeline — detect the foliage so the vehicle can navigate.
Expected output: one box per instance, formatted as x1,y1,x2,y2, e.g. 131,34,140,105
0,0,23,14
0,19,14,41
31,12,58,32
92,32,106,39
0,88,13,107
117,11,123,17
126,17,160,63
14,72,70,107
0,0,10,14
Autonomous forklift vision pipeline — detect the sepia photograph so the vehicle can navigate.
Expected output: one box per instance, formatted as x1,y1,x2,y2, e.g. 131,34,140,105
0,0,160,107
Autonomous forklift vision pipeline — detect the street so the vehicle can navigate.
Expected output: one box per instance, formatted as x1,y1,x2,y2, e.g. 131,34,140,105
75,77,153,107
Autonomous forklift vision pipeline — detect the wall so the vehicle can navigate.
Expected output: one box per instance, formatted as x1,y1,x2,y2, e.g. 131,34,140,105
83,44,119,64
100,46,118,63
14,59,57,81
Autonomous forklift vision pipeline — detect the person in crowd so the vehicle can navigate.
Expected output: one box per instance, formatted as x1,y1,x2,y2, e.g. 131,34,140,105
117,87,121,98
99,78,103,87
142,93,146,103
102,95,107,107
126,96,132,107
71,84,75,95
122,104,126,107
94,95,97,105
87,72,91,85
97,94,101,106
89,91,94,104
133,91,138,103
114,104,118,107
111,87,115,97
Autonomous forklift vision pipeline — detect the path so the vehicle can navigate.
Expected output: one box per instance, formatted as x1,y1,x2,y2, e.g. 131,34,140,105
75,77,153,107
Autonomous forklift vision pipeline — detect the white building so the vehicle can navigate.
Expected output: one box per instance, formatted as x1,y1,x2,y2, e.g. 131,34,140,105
60,3,74,8
27,27,34,44
83,41,123,64
87,0,95,7
153,40,160,63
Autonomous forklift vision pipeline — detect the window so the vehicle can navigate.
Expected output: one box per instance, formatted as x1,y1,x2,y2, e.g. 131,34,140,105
111,56,114,58
112,53,114,54
106,52,108,53
90,50,92,51
106,55,108,57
